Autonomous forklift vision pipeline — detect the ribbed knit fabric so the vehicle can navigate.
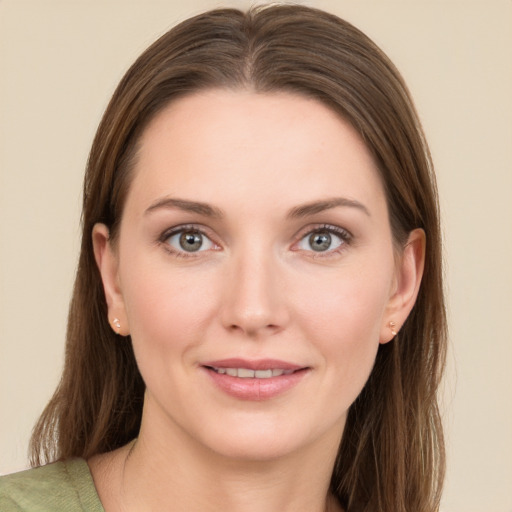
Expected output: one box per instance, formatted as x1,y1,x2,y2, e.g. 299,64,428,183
0,458,104,511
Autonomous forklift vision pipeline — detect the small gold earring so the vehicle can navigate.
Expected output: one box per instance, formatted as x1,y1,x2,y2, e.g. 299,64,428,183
389,321,398,336
112,318,121,334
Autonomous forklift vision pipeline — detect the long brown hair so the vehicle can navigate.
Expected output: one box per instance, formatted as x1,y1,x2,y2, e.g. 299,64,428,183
30,6,446,511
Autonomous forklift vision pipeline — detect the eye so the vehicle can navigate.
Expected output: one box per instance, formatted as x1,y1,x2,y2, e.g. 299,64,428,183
164,228,216,254
296,227,349,253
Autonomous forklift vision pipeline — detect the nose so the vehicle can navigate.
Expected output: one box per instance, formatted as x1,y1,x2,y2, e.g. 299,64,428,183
220,245,289,338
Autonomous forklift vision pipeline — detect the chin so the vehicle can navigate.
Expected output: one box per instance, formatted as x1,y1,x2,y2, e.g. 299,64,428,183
193,412,345,464
207,436,309,463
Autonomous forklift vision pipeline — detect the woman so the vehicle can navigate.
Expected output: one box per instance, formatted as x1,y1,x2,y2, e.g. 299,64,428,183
0,5,446,512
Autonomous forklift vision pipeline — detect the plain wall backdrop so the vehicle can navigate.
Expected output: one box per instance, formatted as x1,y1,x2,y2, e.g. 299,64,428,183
1,1,511,511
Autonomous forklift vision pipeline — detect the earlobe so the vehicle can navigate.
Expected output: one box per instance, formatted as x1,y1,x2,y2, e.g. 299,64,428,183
380,228,426,344
92,223,129,336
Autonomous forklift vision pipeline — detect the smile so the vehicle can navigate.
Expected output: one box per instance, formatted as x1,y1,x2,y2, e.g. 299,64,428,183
201,359,309,401
209,367,295,378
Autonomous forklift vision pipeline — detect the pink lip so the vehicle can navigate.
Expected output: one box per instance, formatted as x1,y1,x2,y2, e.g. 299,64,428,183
200,358,309,401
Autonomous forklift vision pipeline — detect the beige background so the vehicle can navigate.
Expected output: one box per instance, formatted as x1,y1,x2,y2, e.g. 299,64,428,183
1,1,511,511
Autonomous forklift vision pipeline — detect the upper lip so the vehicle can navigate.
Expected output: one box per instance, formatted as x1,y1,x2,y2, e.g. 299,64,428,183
201,358,306,371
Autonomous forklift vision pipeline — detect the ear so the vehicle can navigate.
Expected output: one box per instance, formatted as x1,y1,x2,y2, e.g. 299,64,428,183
380,228,425,344
92,223,129,336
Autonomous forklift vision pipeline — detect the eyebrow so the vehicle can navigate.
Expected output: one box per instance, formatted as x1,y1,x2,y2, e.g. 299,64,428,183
287,197,370,218
145,197,224,218
144,196,370,219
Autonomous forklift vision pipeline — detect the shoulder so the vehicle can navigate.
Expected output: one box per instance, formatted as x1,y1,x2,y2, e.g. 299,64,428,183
0,459,104,511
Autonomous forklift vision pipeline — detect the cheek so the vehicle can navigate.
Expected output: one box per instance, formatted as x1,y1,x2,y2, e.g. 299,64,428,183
297,263,391,339
294,263,392,397
120,256,219,362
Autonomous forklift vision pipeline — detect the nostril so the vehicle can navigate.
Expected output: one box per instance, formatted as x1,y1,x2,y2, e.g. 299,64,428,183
226,322,281,336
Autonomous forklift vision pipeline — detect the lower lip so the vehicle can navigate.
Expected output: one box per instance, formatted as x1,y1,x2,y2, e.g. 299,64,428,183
203,367,309,401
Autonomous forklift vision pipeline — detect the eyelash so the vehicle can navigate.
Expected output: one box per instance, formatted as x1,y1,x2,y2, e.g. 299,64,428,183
158,223,353,259
159,224,219,258
293,224,352,258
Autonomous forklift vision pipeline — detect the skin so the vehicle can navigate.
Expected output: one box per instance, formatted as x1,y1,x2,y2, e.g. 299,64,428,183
90,89,425,512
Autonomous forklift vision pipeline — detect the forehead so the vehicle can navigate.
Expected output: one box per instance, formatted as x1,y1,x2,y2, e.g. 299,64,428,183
127,89,386,216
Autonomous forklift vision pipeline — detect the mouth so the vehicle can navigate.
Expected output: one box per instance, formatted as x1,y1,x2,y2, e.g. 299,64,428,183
205,367,297,379
201,359,309,400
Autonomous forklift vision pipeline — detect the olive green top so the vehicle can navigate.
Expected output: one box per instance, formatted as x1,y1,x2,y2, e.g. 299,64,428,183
0,458,104,511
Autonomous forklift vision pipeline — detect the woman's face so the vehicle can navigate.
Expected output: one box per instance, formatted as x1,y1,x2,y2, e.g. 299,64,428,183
95,89,422,461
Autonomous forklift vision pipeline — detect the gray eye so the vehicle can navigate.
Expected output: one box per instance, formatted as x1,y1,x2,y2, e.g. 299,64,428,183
308,232,332,252
179,232,203,252
166,229,214,253
297,229,344,253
